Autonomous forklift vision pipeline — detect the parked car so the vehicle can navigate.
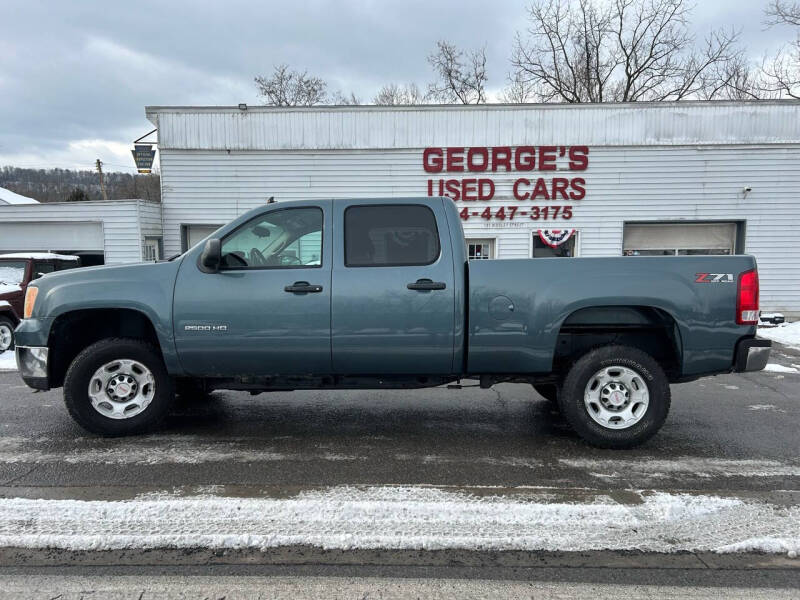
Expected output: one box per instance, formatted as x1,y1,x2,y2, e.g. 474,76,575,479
759,312,785,325
14,197,770,447
0,253,80,353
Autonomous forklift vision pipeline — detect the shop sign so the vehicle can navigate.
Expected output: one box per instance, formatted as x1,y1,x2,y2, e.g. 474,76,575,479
131,144,156,173
423,146,588,223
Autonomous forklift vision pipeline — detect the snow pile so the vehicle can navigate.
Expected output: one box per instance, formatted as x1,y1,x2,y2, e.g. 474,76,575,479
0,252,78,261
0,352,16,370
0,265,25,286
0,187,38,205
763,363,798,373
759,321,800,350
0,486,796,554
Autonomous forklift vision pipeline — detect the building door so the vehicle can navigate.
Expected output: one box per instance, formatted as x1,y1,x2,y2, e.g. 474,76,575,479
467,239,495,260
182,224,224,252
142,237,161,261
173,206,331,377
331,202,456,375
623,223,737,256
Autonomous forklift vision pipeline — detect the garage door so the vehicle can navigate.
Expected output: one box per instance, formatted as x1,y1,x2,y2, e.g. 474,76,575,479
623,223,737,256
183,224,223,251
0,222,103,252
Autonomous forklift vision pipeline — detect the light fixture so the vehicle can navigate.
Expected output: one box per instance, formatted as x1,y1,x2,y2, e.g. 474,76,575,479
238,103,248,111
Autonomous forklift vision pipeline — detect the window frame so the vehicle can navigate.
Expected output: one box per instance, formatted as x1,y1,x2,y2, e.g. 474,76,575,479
343,204,442,268
218,206,325,272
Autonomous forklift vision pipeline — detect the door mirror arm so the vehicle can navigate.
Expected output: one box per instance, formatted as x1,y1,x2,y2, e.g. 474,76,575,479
199,238,222,273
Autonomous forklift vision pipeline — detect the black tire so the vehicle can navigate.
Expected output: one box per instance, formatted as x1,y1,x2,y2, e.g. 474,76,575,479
533,383,559,403
558,345,670,449
0,316,15,353
63,338,173,436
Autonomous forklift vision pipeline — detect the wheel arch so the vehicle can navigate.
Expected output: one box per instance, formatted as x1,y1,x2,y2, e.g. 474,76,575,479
555,305,684,380
48,308,166,388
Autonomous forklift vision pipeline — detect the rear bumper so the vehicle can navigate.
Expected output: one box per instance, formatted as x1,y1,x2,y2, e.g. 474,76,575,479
15,346,50,390
733,337,771,372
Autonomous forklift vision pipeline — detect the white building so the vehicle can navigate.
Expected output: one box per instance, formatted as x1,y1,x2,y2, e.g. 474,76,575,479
145,100,800,317
0,200,162,265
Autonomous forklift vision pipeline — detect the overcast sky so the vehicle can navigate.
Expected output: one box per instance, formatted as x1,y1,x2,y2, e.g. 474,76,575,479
0,0,794,172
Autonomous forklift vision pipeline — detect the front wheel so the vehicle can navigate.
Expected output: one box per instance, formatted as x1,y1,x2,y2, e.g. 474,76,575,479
0,317,15,353
559,345,670,449
64,338,174,436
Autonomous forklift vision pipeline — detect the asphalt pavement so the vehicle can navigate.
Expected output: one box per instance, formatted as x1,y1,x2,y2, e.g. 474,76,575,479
0,343,797,593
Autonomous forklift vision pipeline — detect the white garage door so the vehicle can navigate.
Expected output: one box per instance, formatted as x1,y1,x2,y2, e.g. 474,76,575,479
623,223,737,256
184,224,224,251
0,222,103,252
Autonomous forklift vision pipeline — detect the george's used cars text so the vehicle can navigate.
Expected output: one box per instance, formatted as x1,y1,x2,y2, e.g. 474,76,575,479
14,197,770,448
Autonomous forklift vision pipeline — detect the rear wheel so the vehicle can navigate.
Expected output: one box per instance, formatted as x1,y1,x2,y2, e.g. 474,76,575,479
559,345,670,448
64,338,173,436
0,317,15,353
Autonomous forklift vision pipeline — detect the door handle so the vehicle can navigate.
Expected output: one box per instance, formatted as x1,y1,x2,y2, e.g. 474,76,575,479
284,281,323,293
407,278,446,291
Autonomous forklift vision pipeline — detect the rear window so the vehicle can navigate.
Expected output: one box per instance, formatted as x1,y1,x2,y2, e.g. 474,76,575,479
344,205,440,267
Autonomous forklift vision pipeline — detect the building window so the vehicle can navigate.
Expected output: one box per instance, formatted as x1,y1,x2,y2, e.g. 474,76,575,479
467,239,494,260
143,237,162,261
532,231,577,258
623,223,738,256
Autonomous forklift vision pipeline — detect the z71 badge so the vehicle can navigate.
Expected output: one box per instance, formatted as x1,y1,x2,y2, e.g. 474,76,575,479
695,273,734,283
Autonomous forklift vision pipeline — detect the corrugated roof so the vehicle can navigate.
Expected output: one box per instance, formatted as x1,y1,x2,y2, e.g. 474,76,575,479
146,101,800,150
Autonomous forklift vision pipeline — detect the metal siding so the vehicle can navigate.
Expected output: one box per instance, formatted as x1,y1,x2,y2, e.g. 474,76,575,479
159,145,800,314
148,102,800,150
0,201,158,264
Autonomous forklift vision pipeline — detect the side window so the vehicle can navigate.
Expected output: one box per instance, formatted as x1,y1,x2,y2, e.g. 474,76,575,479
220,207,323,269
32,262,56,279
345,205,440,267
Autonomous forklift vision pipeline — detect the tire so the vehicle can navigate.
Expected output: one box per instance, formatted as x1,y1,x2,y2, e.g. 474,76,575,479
0,316,15,353
533,383,559,404
558,345,670,449
63,338,173,436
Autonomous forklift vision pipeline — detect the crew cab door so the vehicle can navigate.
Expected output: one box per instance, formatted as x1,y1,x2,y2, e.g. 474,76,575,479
331,200,456,375
173,204,332,377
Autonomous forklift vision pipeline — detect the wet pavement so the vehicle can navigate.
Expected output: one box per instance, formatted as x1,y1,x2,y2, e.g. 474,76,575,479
0,344,797,583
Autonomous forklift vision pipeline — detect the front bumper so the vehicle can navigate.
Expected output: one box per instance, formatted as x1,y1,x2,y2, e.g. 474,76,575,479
733,337,771,372
15,346,50,390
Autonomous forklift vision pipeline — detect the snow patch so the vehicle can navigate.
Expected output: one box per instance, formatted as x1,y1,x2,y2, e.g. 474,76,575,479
0,252,78,261
763,363,798,373
759,322,800,350
0,284,21,296
0,352,17,371
560,457,800,479
748,404,785,413
0,487,795,554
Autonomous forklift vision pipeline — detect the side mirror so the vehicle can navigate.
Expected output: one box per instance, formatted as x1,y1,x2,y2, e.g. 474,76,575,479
200,238,222,272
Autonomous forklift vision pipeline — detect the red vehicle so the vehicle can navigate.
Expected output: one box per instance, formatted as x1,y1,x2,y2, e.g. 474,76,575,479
0,253,81,353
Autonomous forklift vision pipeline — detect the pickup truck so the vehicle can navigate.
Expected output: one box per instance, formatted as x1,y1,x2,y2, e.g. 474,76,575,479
0,253,81,353
14,197,771,448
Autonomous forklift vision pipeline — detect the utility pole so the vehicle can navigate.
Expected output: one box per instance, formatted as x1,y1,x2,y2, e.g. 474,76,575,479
95,159,108,201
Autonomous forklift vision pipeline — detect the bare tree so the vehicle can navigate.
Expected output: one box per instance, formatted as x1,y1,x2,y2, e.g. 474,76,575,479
761,1,800,99
427,41,487,104
499,72,538,103
373,83,424,105
332,90,362,105
254,64,328,106
510,0,741,103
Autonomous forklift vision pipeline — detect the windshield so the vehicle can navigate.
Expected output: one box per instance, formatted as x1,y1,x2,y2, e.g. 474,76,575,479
0,261,27,285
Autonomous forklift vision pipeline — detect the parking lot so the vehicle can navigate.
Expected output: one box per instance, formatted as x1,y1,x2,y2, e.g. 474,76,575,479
0,343,797,590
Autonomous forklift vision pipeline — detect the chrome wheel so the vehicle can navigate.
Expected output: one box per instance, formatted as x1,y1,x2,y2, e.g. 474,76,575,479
0,323,12,352
584,365,649,430
87,359,156,420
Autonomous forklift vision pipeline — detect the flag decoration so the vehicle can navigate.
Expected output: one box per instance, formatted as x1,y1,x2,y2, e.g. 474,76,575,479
538,229,576,248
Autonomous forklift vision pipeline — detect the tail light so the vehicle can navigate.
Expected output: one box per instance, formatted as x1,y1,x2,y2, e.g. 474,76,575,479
23,286,39,319
736,269,759,325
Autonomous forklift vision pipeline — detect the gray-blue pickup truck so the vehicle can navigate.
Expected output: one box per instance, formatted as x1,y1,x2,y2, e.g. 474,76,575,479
14,197,771,448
